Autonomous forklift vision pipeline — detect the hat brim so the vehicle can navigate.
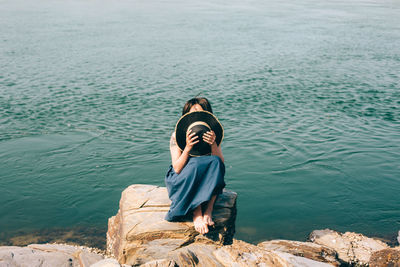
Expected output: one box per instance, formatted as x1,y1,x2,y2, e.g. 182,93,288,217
175,111,224,157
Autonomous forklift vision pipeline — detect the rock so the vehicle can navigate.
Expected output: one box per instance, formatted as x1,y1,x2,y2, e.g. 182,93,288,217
89,258,131,267
214,239,285,266
167,243,222,266
309,229,389,266
213,239,333,267
139,258,178,267
398,230,400,246
369,248,400,267
0,243,104,267
90,258,121,267
107,184,237,266
257,239,340,266
274,251,337,267
146,239,334,267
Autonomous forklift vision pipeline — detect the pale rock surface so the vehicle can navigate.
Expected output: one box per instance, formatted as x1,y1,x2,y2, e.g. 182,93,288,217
309,229,389,266
151,239,335,267
398,230,400,246
139,258,178,267
107,184,237,266
257,239,340,266
0,243,103,267
213,239,334,267
167,243,222,267
274,251,337,267
89,258,132,267
90,258,121,267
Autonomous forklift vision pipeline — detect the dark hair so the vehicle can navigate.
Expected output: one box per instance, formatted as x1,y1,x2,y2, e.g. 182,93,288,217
182,97,213,116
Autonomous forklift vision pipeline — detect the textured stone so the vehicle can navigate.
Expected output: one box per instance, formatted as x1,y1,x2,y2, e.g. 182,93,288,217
398,230,400,246
0,244,104,267
309,229,389,266
257,239,340,266
139,258,178,267
90,258,121,267
168,243,223,267
369,248,400,267
213,239,333,267
273,251,337,267
107,184,237,266
136,239,333,267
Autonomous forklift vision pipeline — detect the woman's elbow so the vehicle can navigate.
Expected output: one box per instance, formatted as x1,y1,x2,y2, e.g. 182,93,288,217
173,164,182,174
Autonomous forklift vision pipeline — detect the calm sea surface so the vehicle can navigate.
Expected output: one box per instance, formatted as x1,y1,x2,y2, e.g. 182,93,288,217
1,0,399,245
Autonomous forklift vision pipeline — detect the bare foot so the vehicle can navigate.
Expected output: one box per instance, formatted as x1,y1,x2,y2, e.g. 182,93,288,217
203,212,215,227
193,213,209,234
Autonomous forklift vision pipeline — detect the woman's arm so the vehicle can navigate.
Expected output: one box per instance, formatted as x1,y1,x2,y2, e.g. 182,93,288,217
211,143,224,163
169,130,198,174
203,130,224,163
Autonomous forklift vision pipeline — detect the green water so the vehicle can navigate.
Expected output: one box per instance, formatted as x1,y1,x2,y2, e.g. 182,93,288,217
1,0,399,245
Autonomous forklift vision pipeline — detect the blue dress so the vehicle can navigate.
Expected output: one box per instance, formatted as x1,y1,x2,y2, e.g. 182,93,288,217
164,155,226,222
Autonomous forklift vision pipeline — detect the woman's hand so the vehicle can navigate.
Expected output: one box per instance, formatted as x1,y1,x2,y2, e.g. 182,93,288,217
203,130,216,146
204,130,224,162
184,129,199,152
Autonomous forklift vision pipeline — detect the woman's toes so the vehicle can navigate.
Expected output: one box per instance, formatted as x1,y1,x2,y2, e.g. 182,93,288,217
193,214,211,235
203,223,208,234
203,214,214,226
193,215,204,234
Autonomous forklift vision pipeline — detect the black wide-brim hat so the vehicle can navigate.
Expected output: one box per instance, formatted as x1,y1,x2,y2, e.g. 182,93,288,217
175,110,224,157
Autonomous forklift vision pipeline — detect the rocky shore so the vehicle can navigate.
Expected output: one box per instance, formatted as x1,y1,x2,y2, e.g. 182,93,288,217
1,184,399,267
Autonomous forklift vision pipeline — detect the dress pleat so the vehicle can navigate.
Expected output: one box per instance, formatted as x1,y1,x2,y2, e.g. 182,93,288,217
164,155,226,222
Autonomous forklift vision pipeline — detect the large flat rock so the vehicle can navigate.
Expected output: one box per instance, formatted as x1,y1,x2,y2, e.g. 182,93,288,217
258,239,340,266
309,229,389,266
158,239,334,267
210,239,333,267
0,243,103,267
107,184,237,266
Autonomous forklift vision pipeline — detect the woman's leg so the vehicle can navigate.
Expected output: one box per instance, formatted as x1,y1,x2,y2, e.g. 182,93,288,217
203,194,217,226
193,204,208,234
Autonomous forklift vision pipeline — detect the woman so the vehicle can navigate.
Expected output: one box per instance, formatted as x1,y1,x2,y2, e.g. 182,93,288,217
164,97,226,235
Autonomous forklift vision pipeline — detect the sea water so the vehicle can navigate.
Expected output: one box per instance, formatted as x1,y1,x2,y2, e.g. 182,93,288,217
1,0,399,246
